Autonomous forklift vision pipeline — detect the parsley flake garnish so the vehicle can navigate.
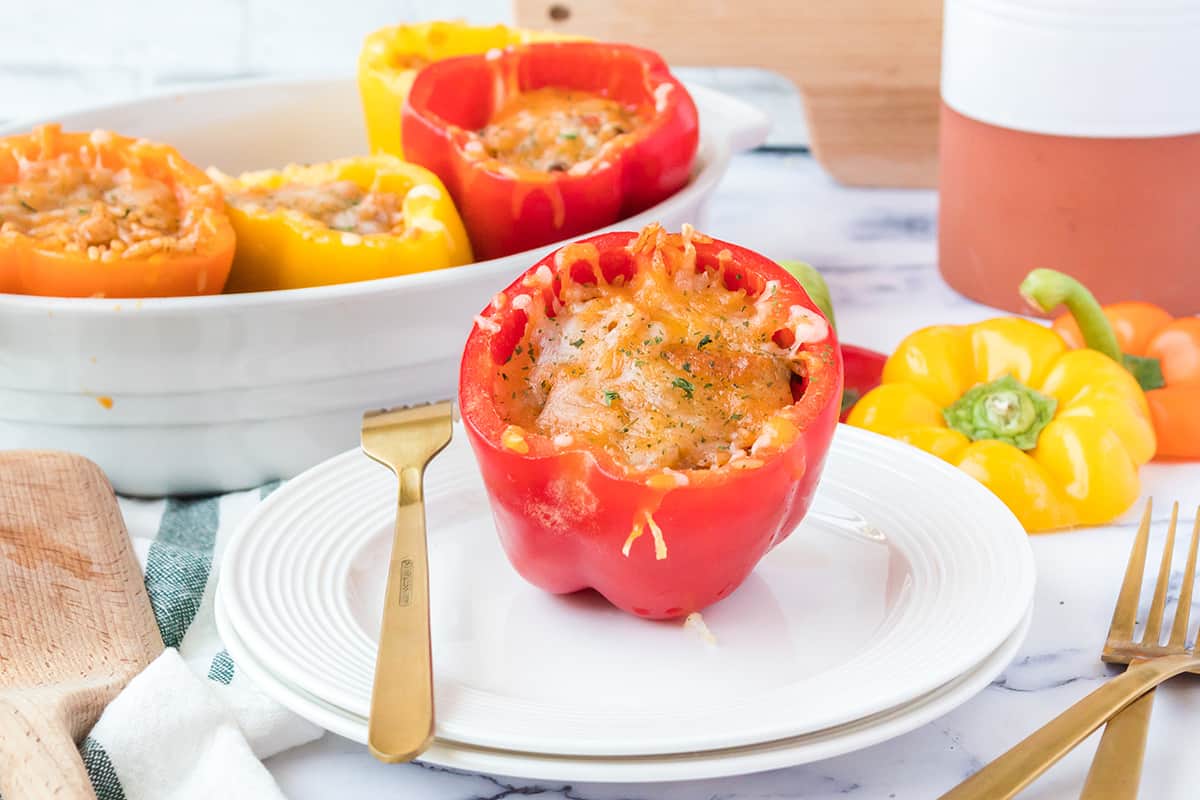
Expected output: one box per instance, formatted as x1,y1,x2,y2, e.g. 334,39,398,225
683,362,692,373
697,334,713,350
730,413,744,422
602,390,619,407
19,200,36,212
570,338,584,348
672,377,695,399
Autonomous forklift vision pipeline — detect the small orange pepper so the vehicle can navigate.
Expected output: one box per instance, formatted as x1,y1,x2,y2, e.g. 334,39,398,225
1051,300,1200,459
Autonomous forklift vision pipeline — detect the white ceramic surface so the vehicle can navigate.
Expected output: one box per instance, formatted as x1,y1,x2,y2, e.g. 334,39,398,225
942,0,1200,137
216,589,1032,783
220,423,1035,757
0,78,768,496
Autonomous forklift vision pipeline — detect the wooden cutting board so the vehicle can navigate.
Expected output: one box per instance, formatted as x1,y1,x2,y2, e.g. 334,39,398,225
0,452,162,800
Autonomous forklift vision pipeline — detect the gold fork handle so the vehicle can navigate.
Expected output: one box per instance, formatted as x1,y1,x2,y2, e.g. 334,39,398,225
1078,687,1156,799
939,653,1200,800
368,466,434,763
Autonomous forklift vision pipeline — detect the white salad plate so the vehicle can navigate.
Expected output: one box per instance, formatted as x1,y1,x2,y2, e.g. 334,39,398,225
0,77,768,497
216,588,1032,782
219,423,1035,761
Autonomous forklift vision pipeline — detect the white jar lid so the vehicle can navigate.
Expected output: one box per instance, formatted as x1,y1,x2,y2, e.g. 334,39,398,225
942,0,1200,137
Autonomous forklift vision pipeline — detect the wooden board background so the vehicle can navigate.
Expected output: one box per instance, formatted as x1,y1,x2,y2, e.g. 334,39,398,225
513,0,943,188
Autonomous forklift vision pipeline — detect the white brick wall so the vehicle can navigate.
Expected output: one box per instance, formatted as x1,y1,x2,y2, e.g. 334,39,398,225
0,0,806,144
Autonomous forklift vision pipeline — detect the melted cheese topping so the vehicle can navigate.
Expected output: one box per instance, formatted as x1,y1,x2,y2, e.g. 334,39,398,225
472,87,644,173
496,226,821,473
225,180,406,235
0,156,192,259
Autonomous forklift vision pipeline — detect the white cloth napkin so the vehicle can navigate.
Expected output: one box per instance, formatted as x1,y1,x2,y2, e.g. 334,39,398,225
80,484,322,800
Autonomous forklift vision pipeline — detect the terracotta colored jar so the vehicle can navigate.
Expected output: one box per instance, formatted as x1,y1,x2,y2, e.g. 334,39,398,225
938,0,1200,316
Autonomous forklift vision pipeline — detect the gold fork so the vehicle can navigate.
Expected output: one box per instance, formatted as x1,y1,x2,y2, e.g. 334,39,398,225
360,401,454,763
1079,501,1200,798
941,500,1200,799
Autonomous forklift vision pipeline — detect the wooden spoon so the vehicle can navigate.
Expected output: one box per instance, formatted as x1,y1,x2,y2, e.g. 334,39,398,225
0,452,162,799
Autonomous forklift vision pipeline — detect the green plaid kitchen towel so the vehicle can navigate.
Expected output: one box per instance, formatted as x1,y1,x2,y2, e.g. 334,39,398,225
80,484,321,800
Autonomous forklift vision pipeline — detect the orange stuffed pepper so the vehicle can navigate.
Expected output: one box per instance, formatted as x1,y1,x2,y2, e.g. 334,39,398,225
0,124,234,298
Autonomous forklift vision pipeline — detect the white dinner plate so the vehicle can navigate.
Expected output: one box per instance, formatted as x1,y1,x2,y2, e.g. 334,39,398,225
217,589,1032,782
220,423,1035,757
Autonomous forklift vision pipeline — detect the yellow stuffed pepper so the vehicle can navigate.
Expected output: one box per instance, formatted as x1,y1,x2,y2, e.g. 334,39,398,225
848,269,1155,532
358,20,579,156
212,155,472,292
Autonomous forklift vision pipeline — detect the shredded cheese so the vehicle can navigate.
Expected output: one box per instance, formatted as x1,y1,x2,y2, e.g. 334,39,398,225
501,424,529,454
645,512,667,560
498,225,812,472
467,88,645,174
647,469,689,490
474,314,501,334
684,612,717,645
620,511,667,560
621,523,643,558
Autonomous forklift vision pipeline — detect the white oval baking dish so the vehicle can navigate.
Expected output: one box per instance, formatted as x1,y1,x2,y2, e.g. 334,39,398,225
0,77,768,495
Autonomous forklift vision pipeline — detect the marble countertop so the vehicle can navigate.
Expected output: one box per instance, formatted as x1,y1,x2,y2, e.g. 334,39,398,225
264,149,1200,799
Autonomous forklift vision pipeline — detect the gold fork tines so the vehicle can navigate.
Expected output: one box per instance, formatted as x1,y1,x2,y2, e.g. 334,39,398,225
1081,501,1200,799
360,400,454,764
1101,501,1191,662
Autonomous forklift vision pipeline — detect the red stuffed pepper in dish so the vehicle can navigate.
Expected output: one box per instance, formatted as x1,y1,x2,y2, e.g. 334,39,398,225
459,224,843,618
402,42,699,260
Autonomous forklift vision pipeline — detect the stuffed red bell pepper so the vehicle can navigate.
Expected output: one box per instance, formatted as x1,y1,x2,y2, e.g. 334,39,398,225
459,224,843,618
402,42,699,260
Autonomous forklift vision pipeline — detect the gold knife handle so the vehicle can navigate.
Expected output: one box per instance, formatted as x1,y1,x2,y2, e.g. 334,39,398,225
1078,688,1156,799
368,465,434,763
939,653,1200,800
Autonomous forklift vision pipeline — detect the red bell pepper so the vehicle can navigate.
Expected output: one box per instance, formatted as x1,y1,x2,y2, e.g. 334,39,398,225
402,42,699,260
840,344,886,421
458,225,843,619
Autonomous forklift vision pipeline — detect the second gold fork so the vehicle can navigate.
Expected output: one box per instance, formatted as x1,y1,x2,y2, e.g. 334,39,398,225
1079,501,1200,799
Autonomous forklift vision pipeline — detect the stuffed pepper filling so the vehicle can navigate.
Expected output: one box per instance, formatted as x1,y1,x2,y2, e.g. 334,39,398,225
488,224,830,474
471,88,646,173
224,180,408,236
1,135,203,261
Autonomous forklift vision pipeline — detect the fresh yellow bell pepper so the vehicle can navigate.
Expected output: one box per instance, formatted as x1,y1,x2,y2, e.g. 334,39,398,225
358,20,579,156
213,155,472,292
848,270,1155,532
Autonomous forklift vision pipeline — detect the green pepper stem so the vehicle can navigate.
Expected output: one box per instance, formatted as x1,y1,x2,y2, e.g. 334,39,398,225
944,374,1057,450
1019,268,1122,363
